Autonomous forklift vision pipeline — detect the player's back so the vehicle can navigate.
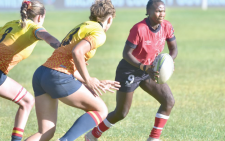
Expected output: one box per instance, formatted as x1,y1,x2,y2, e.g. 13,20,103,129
43,21,106,75
0,20,42,74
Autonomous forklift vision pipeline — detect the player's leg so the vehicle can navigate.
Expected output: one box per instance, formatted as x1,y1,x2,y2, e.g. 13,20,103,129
0,76,34,141
57,84,108,141
88,90,134,140
86,59,139,140
139,78,175,140
25,94,58,141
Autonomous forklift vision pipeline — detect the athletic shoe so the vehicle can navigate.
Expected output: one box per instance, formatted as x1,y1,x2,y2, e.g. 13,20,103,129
147,137,161,141
85,131,98,141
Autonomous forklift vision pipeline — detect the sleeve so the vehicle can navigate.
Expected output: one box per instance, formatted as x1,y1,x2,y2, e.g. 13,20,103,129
126,25,140,49
32,24,46,40
84,29,106,50
34,28,46,40
166,22,176,42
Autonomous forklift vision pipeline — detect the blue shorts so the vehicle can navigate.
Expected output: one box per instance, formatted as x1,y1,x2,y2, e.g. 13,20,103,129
0,70,7,86
115,59,150,92
33,66,82,99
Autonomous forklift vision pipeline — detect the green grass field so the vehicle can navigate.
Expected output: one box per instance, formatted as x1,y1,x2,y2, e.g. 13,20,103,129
0,8,225,141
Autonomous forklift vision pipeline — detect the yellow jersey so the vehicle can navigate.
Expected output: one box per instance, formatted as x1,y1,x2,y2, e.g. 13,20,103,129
43,21,106,75
0,19,45,74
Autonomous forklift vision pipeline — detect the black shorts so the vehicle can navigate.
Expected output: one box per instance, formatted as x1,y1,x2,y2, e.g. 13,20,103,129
115,59,150,92
0,70,7,86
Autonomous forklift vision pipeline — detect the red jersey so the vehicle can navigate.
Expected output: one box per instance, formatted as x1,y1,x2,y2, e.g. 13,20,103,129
126,18,175,65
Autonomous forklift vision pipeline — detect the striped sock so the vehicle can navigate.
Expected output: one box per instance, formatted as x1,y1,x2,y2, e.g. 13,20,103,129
11,127,24,141
149,113,169,139
59,111,102,141
92,118,113,138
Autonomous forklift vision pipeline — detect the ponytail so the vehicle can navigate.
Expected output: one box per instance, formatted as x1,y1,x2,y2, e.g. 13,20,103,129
20,0,45,28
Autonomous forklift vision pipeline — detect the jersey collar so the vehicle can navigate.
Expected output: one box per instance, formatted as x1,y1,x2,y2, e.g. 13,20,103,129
145,18,161,33
98,22,103,28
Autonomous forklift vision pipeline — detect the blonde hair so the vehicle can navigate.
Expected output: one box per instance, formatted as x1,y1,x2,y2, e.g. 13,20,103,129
20,0,45,28
89,0,116,22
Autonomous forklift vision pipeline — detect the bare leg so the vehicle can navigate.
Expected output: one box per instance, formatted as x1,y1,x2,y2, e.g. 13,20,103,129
0,77,34,138
139,78,175,115
140,78,175,140
107,91,134,124
58,84,108,140
25,94,58,141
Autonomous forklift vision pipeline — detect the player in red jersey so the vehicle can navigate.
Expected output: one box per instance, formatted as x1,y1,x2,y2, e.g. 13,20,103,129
85,0,178,141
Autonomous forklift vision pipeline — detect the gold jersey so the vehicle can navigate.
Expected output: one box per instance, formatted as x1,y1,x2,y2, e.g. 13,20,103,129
0,19,45,74
43,21,106,74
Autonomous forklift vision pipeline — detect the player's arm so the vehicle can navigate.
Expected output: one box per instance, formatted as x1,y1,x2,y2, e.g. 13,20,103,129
123,44,157,81
73,70,120,93
167,39,178,60
36,30,61,49
73,70,85,83
72,40,106,96
123,44,142,69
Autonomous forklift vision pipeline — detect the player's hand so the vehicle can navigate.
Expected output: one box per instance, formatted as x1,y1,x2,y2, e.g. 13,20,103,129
100,80,121,93
145,65,159,83
85,77,106,97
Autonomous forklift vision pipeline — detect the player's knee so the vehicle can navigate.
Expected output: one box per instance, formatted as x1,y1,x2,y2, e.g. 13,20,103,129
39,127,56,140
19,93,35,111
98,105,108,120
115,110,129,120
165,95,175,109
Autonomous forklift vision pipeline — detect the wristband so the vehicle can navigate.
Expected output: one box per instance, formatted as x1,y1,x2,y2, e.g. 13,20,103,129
138,63,142,69
143,65,147,71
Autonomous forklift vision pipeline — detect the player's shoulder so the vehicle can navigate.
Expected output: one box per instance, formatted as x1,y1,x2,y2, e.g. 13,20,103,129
26,19,43,29
131,18,148,31
2,20,20,28
83,21,106,37
82,21,104,31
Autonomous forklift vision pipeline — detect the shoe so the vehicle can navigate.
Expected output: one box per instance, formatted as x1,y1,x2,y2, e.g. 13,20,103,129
85,131,98,141
147,137,161,141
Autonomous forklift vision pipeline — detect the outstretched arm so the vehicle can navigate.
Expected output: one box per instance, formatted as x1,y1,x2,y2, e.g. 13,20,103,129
36,30,61,49
72,40,106,96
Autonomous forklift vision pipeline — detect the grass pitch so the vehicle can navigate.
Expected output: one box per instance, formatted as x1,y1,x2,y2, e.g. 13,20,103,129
0,8,225,141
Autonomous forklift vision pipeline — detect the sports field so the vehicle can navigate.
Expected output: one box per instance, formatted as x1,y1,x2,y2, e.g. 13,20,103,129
0,8,225,141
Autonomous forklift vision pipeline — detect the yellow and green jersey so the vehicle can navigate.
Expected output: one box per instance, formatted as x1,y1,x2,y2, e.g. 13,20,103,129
0,19,45,74
43,21,106,74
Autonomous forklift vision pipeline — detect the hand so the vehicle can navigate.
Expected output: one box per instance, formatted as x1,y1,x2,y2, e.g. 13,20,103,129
100,80,121,93
145,65,159,83
85,77,106,97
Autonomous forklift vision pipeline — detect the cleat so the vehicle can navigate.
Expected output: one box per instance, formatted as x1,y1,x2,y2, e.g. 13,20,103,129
147,137,161,141
85,131,98,141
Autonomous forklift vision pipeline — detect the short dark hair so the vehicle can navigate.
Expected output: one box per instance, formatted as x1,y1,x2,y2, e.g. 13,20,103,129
146,0,164,15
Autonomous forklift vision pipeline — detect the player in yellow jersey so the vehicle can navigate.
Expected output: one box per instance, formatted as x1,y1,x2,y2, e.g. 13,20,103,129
25,1,120,141
0,1,60,141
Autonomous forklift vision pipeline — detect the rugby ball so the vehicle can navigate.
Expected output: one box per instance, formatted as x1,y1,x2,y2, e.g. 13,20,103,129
152,53,174,84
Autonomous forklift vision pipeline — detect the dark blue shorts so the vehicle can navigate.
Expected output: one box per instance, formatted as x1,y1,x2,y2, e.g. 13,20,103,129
115,59,150,92
0,70,7,86
33,66,82,99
